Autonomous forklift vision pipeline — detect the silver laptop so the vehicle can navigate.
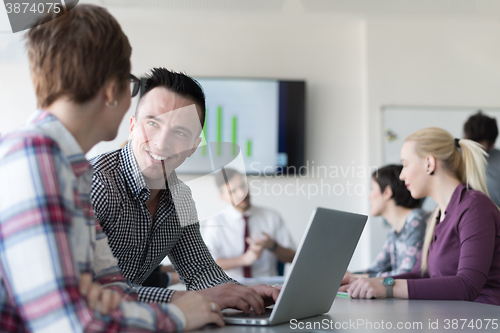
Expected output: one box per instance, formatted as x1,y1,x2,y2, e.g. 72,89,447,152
223,207,367,326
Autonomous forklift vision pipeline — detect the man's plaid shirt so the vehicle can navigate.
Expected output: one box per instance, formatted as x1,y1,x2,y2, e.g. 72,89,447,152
89,143,236,303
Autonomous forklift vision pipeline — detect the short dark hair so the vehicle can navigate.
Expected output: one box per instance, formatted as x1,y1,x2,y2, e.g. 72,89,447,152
26,4,131,108
463,111,498,147
136,68,206,129
215,168,241,190
372,164,422,209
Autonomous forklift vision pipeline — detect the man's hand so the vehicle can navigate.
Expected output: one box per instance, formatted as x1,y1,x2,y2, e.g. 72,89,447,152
171,283,281,314
241,237,264,266
253,232,276,250
171,292,224,331
198,283,280,314
248,284,280,307
79,273,122,315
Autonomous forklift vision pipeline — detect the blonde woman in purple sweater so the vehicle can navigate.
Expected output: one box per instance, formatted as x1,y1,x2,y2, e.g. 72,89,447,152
340,127,500,305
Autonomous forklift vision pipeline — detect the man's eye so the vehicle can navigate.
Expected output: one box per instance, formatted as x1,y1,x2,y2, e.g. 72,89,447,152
147,121,158,127
175,130,186,137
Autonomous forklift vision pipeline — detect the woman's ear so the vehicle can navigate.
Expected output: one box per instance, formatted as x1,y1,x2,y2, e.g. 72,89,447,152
103,78,119,106
382,185,393,201
426,155,437,175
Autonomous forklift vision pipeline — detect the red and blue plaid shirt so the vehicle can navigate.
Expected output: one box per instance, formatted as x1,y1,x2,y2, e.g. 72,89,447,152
0,111,184,332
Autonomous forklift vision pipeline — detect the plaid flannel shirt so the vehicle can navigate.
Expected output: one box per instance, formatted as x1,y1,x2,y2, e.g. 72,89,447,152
0,111,185,333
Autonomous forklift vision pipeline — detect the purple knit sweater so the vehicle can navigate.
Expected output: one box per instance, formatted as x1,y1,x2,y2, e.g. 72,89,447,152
393,184,500,306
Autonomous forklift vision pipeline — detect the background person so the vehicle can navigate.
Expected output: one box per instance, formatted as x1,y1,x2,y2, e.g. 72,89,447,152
340,127,500,306
202,168,296,279
0,5,223,332
463,110,500,207
343,164,428,282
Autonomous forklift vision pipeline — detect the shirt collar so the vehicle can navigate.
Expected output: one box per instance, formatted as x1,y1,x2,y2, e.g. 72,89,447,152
450,183,468,206
228,205,253,218
439,183,468,219
120,143,148,200
119,142,181,201
28,110,90,177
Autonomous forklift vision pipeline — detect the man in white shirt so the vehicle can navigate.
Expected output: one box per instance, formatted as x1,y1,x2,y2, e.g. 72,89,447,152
202,168,296,278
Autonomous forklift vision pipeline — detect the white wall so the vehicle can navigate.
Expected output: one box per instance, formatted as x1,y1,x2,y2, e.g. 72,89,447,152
102,9,372,269
0,8,372,269
0,33,37,135
6,7,500,271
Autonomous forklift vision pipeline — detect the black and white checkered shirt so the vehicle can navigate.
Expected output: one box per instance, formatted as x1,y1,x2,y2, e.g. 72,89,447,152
90,143,236,303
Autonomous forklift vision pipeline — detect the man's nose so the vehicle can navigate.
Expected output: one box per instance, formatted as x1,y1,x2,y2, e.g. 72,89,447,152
153,130,171,150
235,188,247,198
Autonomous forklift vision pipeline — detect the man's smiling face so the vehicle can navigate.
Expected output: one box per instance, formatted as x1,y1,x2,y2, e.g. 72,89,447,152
129,87,202,188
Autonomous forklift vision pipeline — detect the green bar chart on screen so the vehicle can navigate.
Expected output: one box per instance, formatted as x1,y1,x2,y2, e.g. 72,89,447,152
201,112,207,156
246,140,252,157
232,116,237,156
175,78,279,174
217,106,222,156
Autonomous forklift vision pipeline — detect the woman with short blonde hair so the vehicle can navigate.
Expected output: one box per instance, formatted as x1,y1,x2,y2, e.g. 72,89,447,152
341,127,500,305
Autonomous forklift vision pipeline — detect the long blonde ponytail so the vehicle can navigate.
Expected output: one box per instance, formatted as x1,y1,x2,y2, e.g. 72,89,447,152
405,127,489,273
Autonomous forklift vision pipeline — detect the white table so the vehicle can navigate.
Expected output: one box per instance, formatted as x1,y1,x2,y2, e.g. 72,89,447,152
192,297,500,332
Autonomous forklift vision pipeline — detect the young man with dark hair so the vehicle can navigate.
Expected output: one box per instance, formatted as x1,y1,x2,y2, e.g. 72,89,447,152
135,68,205,127
464,111,500,207
90,68,279,313
202,168,296,278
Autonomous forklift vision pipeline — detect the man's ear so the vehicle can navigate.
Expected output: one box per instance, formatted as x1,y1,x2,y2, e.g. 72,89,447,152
187,137,203,157
219,187,232,204
382,185,393,201
129,116,136,138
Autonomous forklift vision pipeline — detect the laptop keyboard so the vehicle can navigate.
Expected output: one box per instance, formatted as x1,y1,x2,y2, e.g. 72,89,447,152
223,308,273,318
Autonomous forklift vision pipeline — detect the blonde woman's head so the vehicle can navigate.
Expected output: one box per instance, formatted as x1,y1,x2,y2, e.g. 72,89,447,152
401,127,488,197
401,127,489,273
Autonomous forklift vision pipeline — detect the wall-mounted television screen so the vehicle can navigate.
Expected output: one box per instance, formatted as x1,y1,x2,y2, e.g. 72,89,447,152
171,78,306,175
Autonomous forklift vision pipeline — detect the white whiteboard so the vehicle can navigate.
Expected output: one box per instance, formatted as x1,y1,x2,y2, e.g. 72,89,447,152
383,106,500,165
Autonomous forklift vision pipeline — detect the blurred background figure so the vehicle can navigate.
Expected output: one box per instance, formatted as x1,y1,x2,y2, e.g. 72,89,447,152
343,164,428,282
202,168,296,279
464,111,500,207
